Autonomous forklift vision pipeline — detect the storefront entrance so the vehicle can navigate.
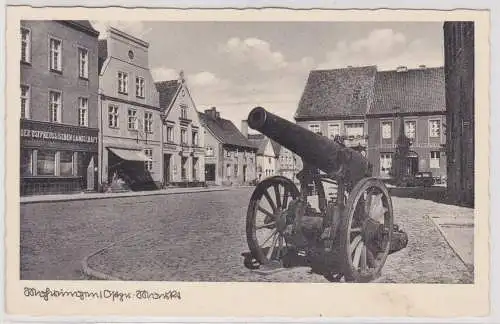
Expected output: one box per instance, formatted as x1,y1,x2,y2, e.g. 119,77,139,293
205,164,216,182
107,147,155,191
163,154,171,185
406,151,419,176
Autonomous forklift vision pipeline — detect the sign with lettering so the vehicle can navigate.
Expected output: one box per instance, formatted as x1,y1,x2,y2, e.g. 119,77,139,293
21,128,98,144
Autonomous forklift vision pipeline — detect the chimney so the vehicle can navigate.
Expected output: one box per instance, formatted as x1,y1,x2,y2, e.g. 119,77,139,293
204,107,218,119
347,65,353,68
241,120,248,138
396,65,408,72
418,64,427,69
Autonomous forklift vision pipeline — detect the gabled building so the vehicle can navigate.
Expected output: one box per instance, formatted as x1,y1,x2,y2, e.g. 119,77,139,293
294,66,377,155
275,144,303,183
155,74,205,187
247,133,278,181
98,27,161,191
443,22,474,206
366,66,446,180
199,108,257,186
20,20,100,195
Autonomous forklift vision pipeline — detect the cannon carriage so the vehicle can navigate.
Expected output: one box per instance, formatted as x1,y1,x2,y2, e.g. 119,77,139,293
244,107,407,283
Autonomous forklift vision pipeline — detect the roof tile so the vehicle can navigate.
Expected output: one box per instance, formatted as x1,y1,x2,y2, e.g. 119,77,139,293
199,112,258,150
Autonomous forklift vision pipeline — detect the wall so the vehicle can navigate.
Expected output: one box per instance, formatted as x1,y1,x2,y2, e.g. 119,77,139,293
256,140,277,181
296,118,367,148
21,20,99,128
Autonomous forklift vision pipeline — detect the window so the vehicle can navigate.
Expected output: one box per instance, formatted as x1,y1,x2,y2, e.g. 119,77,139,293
37,150,56,175
268,157,272,164
192,131,198,146
166,125,174,142
180,105,188,119
181,157,188,180
328,124,340,139
127,108,137,130
49,90,61,123
404,121,416,139
430,151,440,169
21,27,31,63
380,153,392,176
206,146,214,157
308,124,320,135
108,105,119,128
60,151,73,176
49,37,62,72
345,123,364,138
429,120,441,138
78,97,88,126
381,121,392,139
118,72,128,94
78,47,88,79
180,128,187,145
21,149,33,176
234,164,238,177
20,85,30,119
352,86,362,100
226,150,231,158
136,77,145,98
144,149,153,171
192,158,198,180
144,111,153,133
226,164,231,179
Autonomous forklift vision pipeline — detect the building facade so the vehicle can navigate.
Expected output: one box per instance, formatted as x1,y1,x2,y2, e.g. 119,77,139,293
366,67,447,180
156,76,205,187
199,108,257,186
248,134,279,181
98,27,162,191
275,145,302,184
443,22,475,207
20,20,100,195
294,66,377,155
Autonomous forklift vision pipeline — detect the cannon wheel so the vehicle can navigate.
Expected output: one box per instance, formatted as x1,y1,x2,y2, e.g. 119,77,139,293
246,176,300,265
338,177,394,282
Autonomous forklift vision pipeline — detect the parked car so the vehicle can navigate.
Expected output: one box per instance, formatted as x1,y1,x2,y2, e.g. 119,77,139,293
408,172,435,187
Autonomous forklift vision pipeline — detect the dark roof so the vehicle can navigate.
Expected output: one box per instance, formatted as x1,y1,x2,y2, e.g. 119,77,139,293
98,39,108,73
57,20,100,37
270,140,281,156
295,66,377,120
155,80,181,110
368,67,445,115
247,134,280,156
199,113,257,150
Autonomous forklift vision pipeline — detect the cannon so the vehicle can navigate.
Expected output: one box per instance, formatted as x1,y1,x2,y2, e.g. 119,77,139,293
244,107,407,282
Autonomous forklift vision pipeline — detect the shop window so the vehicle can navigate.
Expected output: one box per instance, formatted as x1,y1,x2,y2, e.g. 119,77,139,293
127,108,138,130
108,105,119,128
37,150,56,176
60,151,74,176
226,150,231,158
78,47,88,79
49,37,62,72
144,149,153,171
192,158,198,180
20,149,33,176
20,84,30,119
118,72,128,94
380,153,392,176
234,164,238,177
430,151,440,169
345,122,364,138
78,97,88,127
328,124,340,139
49,90,62,123
136,76,145,98
226,164,231,179
144,111,153,133
404,121,416,139
308,124,320,135
181,157,188,180
21,27,31,63
381,121,392,139
429,119,441,138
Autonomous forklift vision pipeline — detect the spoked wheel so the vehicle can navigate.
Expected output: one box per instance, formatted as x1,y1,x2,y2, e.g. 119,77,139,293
246,176,300,265
339,177,394,282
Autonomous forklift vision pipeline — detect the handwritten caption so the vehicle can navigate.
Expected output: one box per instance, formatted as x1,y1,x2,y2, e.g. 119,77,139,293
24,287,181,302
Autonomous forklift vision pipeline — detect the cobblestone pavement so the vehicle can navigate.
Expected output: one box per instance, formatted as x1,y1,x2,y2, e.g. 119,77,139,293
21,187,473,283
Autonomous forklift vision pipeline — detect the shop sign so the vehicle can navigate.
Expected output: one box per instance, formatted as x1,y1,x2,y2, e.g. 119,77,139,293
21,128,98,144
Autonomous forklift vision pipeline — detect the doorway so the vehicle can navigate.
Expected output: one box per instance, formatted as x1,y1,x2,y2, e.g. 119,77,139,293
163,154,171,185
407,152,419,176
205,164,216,182
243,165,247,183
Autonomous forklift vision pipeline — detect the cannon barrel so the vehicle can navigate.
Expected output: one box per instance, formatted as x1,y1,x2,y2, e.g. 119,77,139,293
247,107,372,184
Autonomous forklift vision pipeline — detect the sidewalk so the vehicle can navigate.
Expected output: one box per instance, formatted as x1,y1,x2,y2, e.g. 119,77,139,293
20,185,254,204
427,206,474,271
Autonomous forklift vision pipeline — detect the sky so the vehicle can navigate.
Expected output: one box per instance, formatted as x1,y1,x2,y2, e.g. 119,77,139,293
90,21,444,131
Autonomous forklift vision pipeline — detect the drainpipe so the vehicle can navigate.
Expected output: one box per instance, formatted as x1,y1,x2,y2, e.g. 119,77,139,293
99,90,104,190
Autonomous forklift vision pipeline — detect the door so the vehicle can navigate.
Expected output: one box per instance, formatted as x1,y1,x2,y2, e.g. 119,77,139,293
163,154,171,185
243,165,247,183
205,164,216,182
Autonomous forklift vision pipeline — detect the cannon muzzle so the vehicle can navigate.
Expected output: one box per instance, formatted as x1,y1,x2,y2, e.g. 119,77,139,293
247,106,372,186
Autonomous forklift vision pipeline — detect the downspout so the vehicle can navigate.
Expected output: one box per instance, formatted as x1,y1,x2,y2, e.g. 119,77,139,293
99,90,104,190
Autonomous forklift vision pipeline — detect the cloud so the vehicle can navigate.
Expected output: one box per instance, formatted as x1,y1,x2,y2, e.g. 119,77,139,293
318,29,443,71
90,21,152,40
188,71,223,87
151,67,179,81
219,37,288,71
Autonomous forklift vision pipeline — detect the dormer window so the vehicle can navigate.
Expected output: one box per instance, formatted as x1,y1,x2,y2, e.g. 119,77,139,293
352,86,362,100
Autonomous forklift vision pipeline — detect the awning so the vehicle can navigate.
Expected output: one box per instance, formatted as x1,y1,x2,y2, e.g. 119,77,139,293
108,148,152,162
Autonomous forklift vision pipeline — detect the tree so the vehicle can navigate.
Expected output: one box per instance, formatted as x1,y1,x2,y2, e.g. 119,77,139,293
390,116,412,185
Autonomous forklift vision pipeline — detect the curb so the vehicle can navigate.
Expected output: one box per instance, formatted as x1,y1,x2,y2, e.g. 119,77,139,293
81,229,156,281
426,215,473,272
21,186,254,204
